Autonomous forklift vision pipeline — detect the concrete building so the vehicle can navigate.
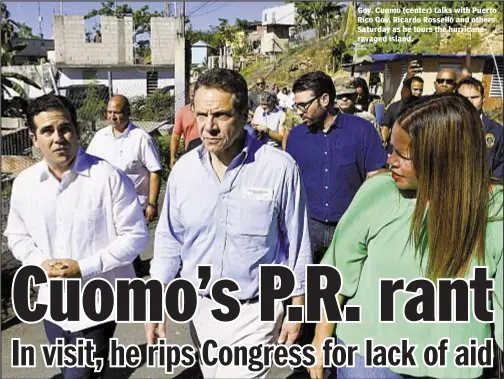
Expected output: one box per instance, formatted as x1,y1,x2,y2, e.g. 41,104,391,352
53,15,178,98
344,53,504,109
260,3,296,55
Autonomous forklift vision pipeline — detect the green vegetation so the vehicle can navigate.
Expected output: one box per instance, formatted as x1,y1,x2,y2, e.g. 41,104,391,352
131,92,175,122
76,83,107,148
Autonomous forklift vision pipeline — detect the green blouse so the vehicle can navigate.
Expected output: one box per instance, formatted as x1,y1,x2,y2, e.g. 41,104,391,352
321,173,503,378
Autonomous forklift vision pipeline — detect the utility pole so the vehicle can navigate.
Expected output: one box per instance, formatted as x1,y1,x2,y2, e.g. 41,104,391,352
164,2,170,17
60,1,63,15
173,2,177,18
174,1,186,114
38,2,44,38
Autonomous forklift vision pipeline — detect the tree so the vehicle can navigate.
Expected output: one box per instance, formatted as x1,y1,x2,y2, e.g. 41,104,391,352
291,1,344,37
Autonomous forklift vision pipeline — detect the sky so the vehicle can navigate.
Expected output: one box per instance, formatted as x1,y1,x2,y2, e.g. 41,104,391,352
4,1,285,39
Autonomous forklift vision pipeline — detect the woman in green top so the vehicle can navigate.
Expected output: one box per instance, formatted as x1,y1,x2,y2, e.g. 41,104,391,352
309,94,503,379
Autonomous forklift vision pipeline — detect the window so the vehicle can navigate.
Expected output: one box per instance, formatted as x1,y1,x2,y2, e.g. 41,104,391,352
264,13,268,22
384,64,391,92
272,12,276,23
147,71,158,95
82,70,98,81
490,61,504,98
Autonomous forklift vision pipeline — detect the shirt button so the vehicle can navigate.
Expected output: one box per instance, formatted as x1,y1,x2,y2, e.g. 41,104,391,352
324,151,328,155
325,219,329,222
325,186,328,190
324,135,327,138
325,203,329,207
325,168,328,172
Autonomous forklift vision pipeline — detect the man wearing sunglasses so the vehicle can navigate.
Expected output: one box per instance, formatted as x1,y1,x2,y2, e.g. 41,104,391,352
248,77,266,120
434,68,457,94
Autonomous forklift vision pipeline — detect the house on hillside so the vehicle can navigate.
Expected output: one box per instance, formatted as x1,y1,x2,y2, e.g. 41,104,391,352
53,15,177,97
261,3,297,55
344,53,504,108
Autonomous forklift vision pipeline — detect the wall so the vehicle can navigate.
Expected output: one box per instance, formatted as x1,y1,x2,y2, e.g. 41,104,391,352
261,28,289,54
150,18,179,65
58,67,175,98
262,3,296,26
54,15,134,66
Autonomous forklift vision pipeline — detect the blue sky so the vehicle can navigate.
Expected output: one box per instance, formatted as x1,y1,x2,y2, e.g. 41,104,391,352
5,2,284,38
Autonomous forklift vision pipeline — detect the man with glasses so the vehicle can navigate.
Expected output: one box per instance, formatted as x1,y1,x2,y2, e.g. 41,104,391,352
248,77,266,120
333,77,380,135
146,69,311,378
284,71,386,375
434,68,457,94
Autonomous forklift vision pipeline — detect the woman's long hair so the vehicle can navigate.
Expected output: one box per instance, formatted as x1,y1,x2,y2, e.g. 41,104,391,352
396,93,492,280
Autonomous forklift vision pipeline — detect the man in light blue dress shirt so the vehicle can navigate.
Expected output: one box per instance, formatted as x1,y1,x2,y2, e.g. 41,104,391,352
146,69,312,378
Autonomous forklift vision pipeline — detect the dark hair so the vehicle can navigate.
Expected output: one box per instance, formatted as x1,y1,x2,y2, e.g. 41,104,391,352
456,77,484,97
292,71,336,105
394,93,492,280
26,94,78,134
403,76,424,89
194,69,248,114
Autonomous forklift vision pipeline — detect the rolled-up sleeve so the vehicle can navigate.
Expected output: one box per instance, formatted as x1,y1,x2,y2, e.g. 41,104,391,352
150,173,185,284
5,177,47,267
279,164,312,296
78,170,149,278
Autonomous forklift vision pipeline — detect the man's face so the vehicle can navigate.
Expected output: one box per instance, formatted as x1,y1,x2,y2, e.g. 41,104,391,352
458,84,484,112
260,101,273,113
32,110,79,173
256,79,266,91
387,123,418,191
294,90,326,127
410,80,424,97
107,98,129,129
335,93,356,113
193,86,245,155
434,70,456,94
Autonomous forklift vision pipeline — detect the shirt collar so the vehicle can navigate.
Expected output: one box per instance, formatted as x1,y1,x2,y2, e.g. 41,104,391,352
39,146,90,182
304,112,341,134
105,121,134,138
197,129,256,169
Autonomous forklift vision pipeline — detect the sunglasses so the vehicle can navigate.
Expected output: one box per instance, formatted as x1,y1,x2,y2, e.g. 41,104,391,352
436,78,456,85
256,82,265,86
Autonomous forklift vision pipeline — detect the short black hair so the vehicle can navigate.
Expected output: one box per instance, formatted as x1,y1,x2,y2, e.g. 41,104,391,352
456,77,484,97
403,76,424,89
292,71,336,105
194,69,248,114
26,94,78,134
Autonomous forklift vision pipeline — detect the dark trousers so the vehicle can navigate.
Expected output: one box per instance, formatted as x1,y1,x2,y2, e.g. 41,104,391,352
43,320,116,379
293,218,338,376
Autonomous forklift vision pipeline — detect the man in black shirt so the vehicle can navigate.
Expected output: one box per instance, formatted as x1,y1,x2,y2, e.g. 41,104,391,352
381,76,424,152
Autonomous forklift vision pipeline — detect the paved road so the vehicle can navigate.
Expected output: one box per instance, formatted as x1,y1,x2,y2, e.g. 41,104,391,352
1,222,296,379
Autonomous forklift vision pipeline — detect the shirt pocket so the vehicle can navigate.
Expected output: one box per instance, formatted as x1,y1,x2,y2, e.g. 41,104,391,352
228,197,274,237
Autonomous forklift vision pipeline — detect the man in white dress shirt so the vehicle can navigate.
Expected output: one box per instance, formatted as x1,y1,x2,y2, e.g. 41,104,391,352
87,95,162,272
4,94,149,379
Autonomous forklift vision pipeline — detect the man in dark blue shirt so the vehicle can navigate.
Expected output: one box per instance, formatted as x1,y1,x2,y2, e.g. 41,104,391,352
456,77,503,179
285,71,387,264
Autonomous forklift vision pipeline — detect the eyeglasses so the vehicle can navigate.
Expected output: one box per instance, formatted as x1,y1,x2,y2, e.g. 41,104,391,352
436,78,456,85
294,96,320,112
256,82,265,86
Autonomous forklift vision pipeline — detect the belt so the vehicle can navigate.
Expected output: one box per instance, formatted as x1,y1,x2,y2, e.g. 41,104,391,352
201,294,260,305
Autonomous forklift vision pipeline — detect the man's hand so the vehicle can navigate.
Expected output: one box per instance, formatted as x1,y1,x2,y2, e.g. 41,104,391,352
42,260,67,277
277,320,301,346
308,336,327,379
145,204,157,223
47,259,82,278
253,124,268,133
145,322,166,344
407,60,422,78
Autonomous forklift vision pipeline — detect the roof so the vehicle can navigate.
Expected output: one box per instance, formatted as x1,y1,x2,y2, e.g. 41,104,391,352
192,40,213,48
56,64,174,69
343,53,504,72
1,156,39,177
12,37,54,57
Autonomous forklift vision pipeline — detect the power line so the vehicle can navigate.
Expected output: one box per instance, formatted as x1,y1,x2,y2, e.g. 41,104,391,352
190,2,234,18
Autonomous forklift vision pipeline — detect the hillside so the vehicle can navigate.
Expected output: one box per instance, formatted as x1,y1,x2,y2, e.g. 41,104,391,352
240,36,337,89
